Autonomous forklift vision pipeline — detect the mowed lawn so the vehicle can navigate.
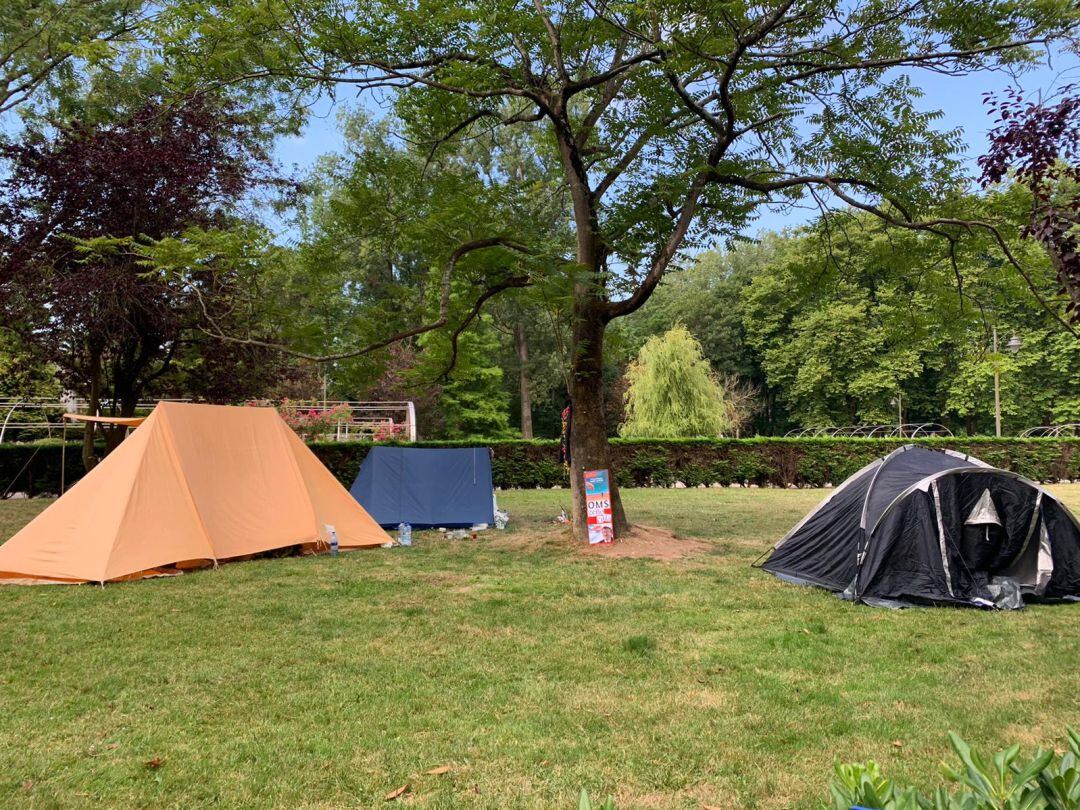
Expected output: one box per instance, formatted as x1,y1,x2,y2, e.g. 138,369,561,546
1,486,1079,809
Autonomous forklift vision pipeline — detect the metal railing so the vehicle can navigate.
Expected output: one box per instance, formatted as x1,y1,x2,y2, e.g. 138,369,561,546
0,398,190,443
1018,424,1080,438
0,398,417,443
247,400,418,442
783,423,955,438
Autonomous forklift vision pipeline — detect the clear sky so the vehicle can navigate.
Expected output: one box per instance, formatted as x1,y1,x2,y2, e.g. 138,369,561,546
272,53,1080,243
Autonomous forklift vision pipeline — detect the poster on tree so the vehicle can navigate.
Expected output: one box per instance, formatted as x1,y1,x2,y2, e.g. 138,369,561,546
584,469,614,545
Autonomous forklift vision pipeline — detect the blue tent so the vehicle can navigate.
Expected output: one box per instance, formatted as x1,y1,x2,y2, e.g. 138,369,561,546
349,446,495,529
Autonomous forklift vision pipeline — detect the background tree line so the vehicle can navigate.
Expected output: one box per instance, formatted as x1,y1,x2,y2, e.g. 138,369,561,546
1,0,1078,542
3,95,1075,441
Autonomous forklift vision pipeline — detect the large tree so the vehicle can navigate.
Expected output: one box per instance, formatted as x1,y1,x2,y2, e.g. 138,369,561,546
255,109,564,436
0,96,274,466
159,0,1077,539
981,84,1080,321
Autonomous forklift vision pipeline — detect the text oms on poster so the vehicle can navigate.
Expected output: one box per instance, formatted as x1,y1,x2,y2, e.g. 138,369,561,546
584,469,613,545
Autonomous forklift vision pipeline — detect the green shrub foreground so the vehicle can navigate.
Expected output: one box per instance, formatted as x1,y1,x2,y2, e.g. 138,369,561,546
830,728,1080,810
579,728,1080,809
3,436,1079,496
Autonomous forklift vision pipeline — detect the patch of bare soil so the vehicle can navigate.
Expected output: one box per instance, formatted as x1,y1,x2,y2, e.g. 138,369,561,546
579,524,712,560
484,524,712,560
485,529,568,554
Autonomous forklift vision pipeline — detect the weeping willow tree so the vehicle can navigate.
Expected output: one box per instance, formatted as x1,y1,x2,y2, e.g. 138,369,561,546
620,326,734,438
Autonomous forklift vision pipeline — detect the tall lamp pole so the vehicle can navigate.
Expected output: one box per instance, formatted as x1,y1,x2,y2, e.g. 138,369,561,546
992,327,1023,438
993,327,1001,438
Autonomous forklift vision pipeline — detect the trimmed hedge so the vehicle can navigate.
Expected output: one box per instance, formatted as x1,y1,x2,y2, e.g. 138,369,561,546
0,440,93,498
3,436,1080,497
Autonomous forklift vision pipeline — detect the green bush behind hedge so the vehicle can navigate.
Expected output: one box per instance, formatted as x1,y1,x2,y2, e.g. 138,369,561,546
3,436,1079,497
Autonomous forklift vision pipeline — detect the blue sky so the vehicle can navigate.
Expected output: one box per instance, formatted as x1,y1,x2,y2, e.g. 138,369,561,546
272,53,1080,243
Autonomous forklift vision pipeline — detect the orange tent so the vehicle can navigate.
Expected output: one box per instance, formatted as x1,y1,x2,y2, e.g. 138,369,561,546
0,402,390,584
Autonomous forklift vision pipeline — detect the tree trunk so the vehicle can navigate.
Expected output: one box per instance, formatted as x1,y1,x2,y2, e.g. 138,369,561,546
567,302,629,542
102,390,139,455
81,348,102,472
551,113,632,542
514,322,534,439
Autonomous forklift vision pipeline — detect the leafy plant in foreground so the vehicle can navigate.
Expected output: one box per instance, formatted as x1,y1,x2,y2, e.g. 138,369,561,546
578,788,615,809
829,729,1080,809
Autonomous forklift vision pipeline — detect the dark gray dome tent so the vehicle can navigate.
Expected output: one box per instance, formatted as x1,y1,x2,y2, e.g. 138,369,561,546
758,446,1080,608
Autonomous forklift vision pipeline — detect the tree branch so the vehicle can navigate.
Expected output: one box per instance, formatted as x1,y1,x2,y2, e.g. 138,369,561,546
194,237,537,361
437,274,532,380
715,172,1079,336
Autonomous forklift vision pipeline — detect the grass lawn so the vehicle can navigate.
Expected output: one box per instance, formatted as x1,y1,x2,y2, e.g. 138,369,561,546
1,485,1079,808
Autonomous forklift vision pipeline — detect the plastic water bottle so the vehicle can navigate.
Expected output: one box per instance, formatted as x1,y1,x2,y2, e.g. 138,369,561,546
398,522,412,547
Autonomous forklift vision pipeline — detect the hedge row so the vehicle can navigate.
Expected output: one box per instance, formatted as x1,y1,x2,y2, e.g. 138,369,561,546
0,441,94,498
4,436,1080,497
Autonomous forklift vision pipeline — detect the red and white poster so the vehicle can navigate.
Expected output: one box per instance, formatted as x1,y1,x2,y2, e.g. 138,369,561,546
584,469,614,545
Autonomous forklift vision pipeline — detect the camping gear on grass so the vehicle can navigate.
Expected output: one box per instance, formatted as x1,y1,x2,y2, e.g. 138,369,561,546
757,445,1080,608
350,446,496,529
0,402,390,584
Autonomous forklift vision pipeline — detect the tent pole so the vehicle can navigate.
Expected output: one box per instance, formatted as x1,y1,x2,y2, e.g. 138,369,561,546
60,420,67,495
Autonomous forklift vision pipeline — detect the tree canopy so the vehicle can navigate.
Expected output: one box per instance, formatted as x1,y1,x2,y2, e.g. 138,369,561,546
147,0,1079,538
0,95,284,463
0,0,150,116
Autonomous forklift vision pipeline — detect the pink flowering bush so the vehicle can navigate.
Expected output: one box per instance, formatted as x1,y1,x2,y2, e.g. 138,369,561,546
372,422,407,442
248,399,353,441
244,400,409,442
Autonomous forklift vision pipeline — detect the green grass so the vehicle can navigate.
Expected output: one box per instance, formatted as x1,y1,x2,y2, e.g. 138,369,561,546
1,485,1079,808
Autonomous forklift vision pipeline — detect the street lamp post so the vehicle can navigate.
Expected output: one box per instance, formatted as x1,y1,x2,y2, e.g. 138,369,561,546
993,327,1001,438
992,327,1023,438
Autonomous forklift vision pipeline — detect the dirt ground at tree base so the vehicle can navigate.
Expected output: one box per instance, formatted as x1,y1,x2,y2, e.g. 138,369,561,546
578,524,713,560
481,523,714,560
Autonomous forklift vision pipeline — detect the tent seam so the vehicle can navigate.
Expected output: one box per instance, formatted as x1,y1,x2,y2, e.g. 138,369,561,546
275,414,323,544
97,417,156,582
931,481,955,598
859,444,913,531
157,405,218,567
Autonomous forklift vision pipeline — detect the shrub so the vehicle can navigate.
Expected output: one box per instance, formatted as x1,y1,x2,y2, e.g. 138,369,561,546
3,436,1079,497
829,728,1080,809
266,400,352,442
620,326,734,438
